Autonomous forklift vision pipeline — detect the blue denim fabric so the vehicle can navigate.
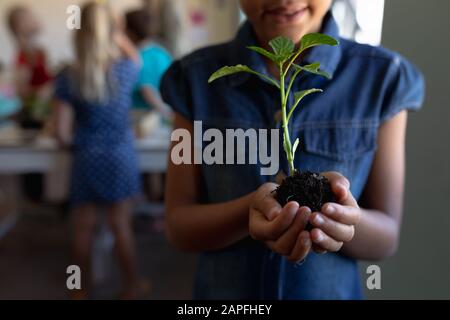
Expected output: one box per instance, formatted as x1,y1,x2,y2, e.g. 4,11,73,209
161,12,425,300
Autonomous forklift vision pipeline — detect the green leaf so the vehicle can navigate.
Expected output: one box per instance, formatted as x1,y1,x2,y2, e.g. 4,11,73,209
208,64,280,88
269,36,295,63
293,62,331,79
287,88,323,121
247,46,277,63
292,138,300,155
208,65,251,83
299,33,339,52
294,89,323,105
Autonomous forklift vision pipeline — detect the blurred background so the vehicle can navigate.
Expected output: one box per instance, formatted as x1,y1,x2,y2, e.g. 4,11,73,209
0,0,448,299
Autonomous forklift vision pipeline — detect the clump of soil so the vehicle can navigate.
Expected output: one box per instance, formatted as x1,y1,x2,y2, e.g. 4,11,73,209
275,170,335,212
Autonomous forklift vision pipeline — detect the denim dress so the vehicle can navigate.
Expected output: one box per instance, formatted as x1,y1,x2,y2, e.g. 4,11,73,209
161,13,425,299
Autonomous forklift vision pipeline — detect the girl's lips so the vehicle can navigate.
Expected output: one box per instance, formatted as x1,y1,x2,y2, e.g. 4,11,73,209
264,7,308,24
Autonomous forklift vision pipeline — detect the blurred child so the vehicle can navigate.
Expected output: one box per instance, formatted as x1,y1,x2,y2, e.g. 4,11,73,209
7,5,52,128
53,2,147,299
125,8,173,121
142,0,189,58
7,6,53,203
161,0,424,299
0,61,21,120
125,8,172,209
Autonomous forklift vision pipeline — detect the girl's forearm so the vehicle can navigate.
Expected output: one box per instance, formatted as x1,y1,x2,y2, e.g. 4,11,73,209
115,33,140,63
341,208,399,261
166,192,254,252
52,101,73,145
140,87,171,115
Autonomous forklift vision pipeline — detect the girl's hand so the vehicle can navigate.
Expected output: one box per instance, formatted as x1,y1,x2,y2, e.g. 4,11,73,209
309,172,361,254
249,183,312,263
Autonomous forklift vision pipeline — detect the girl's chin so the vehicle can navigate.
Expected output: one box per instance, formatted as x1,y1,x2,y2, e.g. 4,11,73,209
260,22,313,44
264,27,307,44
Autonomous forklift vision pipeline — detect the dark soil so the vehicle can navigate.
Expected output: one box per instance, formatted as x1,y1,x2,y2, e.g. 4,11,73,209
275,170,335,213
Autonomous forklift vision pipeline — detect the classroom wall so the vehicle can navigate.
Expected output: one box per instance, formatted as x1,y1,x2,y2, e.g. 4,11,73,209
0,0,239,67
362,0,450,299
0,0,143,66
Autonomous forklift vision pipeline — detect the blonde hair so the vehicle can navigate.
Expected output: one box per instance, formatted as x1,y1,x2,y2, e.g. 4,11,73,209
74,2,118,102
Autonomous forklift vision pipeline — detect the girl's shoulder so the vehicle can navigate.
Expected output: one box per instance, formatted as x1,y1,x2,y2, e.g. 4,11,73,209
170,41,232,74
160,42,232,121
338,38,425,123
112,58,140,80
339,38,423,81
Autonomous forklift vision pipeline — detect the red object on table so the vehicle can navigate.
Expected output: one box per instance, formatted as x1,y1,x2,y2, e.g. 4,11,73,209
16,49,52,88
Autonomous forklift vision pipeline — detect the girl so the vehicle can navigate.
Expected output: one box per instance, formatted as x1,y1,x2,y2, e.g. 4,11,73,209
125,8,173,120
53,2,144,299
8,5,53,203
0,61,20,119
7,5,53,128
161,0,425,299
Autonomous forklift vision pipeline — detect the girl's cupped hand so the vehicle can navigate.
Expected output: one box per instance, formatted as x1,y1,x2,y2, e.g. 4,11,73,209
249,172,361,262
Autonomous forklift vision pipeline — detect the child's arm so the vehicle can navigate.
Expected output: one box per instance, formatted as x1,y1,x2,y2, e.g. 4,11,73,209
341,111,406,260
140,86,173,120
166,114,251,251
111,10,140,64
52,99,73,145
308,111,407,260
166,113,311,260
114,32,140,64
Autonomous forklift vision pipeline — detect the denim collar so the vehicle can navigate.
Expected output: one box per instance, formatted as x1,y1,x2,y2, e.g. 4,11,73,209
228,11,342,87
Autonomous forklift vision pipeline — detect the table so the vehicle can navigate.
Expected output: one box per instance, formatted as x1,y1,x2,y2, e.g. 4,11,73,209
0,126,171,236
0,127,171,174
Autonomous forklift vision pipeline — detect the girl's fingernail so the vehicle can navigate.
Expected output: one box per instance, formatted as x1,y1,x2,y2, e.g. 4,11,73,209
339,179,350,189
324,204,335,215
315,232,324,242
300,208,311,218
302,206,311,213
337,183,347,190
313,214,324,225
294,258,306,267
302,237,311,246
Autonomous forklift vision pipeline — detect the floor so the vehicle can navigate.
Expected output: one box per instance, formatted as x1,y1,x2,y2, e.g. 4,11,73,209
0,204,197,300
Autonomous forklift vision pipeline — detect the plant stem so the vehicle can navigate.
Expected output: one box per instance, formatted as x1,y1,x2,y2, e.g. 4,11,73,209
284,67,302,107
283,48,304,78
279,63,295,175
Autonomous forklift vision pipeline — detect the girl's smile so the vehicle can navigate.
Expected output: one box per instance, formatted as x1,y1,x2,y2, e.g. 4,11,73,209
240,0,332,46
263,3,309,25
